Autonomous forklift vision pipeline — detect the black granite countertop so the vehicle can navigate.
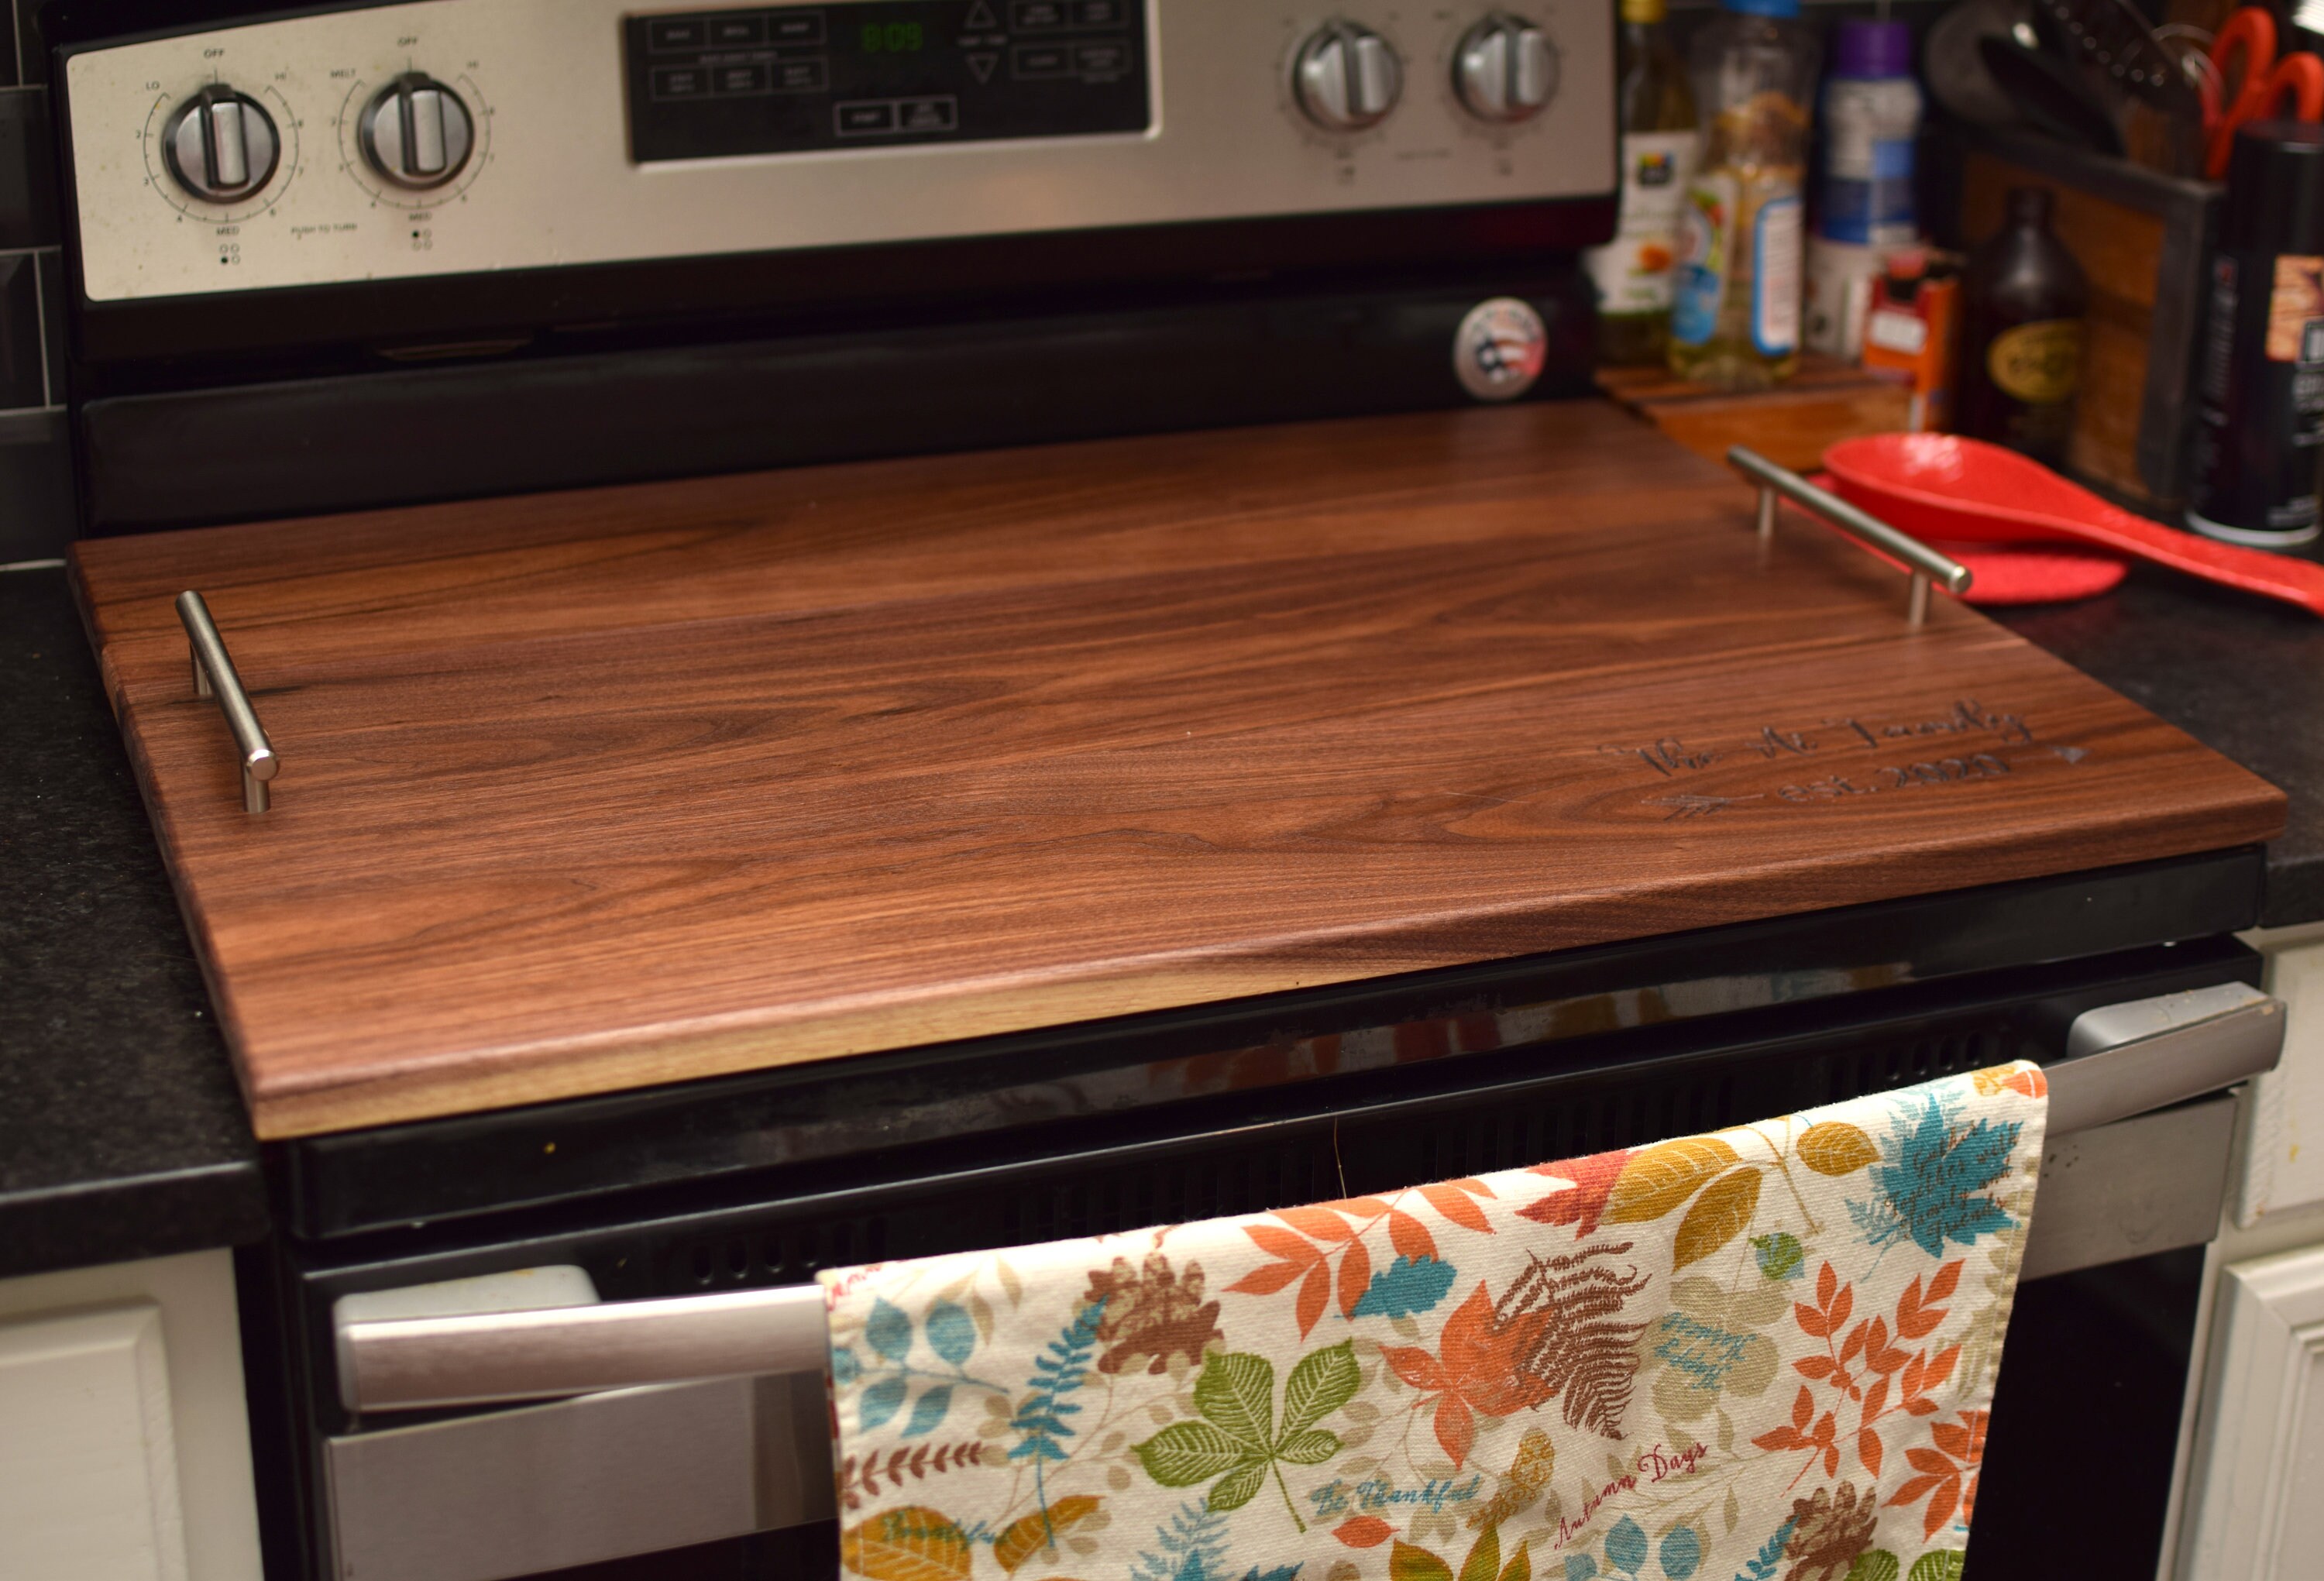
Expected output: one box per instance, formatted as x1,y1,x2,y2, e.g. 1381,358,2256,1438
1,548,2317,1280
1995,563,2324,930
0,564,264,1280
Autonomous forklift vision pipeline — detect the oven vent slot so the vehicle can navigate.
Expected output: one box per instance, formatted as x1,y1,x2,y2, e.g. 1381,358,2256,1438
1818,1030,2006,1105
641,1022,2020,1299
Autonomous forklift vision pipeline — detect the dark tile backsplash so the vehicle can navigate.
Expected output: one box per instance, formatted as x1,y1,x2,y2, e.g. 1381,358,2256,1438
0,87,56,248
0,251,40,404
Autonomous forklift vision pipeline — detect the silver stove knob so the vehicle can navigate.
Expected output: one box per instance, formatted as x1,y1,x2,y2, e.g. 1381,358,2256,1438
1454,12,1559,123
1294,21,1404,132
360,74,475,190
162,86,280,203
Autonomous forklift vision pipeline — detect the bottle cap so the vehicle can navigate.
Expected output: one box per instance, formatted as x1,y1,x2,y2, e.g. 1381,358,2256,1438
1618,0,1668,22
1885,246,1929,280
1721,0,1801,18
2223,120,2324,256
1832,19,1913,77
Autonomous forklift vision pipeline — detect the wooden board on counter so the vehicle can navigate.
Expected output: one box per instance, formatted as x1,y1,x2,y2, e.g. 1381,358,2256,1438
1596,353,1915,475
74,401,2284,1138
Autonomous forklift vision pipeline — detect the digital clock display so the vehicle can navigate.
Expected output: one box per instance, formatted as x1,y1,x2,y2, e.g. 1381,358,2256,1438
858,21,925,53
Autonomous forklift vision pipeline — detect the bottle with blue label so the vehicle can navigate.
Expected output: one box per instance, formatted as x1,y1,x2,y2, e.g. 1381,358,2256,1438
1820,22,1923,249
1668,0,1820,389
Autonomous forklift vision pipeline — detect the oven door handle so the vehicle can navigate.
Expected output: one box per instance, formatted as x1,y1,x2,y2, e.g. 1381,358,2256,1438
2048,980,2284,1134
337,1283,830,1414
337,983,2284,1415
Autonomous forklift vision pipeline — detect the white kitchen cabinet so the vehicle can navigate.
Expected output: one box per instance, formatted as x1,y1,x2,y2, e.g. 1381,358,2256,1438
0,1249,263,1581
2165,924,2324,1580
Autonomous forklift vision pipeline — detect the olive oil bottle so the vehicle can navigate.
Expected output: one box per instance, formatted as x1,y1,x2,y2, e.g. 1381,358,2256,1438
1585,0,1700,365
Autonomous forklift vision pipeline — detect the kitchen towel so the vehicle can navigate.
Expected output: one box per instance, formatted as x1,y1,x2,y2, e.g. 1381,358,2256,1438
820,1061,2049,1581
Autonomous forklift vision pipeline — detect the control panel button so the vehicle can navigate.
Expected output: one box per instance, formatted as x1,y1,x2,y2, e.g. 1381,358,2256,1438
161,86,280,203
359,74,476,190
1293,21,1402,133
1453,12,1558,124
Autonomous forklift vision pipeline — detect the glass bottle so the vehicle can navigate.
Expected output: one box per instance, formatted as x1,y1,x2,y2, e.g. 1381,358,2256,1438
1666,0,1819,390
1957,187,2089,467
1585,0,1700,366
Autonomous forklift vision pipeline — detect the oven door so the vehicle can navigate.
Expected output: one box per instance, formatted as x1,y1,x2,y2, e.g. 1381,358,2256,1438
290,964,2283,1581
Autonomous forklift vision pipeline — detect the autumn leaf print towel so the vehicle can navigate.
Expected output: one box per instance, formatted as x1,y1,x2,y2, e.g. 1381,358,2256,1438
819,1061,2049,1581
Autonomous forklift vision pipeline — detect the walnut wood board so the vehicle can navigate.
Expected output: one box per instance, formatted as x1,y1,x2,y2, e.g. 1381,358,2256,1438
73,402,2284,1139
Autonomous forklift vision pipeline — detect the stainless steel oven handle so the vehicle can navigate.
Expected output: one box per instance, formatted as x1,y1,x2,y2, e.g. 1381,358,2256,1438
2049,981,2284,1135
338,985,2282,1416
338,1282,829,1414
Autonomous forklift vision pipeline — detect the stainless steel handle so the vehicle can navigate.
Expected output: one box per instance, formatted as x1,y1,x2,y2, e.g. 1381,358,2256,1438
339,1282,829,1414
177,589,279,813
338,984,2281,1415
1727,445,1973,627
2048,981,2284,1135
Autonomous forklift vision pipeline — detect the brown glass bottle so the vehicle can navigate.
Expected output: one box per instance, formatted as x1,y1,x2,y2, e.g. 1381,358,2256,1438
1957,187,2089,466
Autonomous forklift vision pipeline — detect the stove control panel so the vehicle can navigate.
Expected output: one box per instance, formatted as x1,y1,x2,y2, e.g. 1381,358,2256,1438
626,2,1150,163
60,0,1613,305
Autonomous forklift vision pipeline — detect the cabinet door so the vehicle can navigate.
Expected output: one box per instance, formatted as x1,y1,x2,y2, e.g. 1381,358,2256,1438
2178,1242,2324,1579
0,1302,187,1581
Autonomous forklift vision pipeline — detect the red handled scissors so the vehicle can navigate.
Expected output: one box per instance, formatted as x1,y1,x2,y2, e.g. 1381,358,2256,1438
2205,6,2324,179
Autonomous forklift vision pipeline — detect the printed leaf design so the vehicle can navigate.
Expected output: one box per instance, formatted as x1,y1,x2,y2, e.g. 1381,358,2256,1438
1389,1208,1441,1262
860,1377,908,1431
1673,1167,1761,1270
1391,1541,1455,1581
839,1506,974,1581
1194,1350,1275,1448
834,1442,988,1514
1384,1253,1647,1462
992,1497,1102,1572
1422,1181,1495,1234
1472,1426,1555,1531
1336,1516,1396,1548
1084,1253,1223,1376
1129,1500,1226,1581
866,1299,914,1362
1604,1138,1738,1225
1658,1527,1701,1581
1603,1516,1648,1575
1282,1339,1363,1435
902,1385,953,1438
1353,1254,1459,1318
1906,1555,1965,1581
1844,1553,1901,1581
1456,1527,1502,1581
1848,1096,2022,1257
1133,1421,1247,1485
1737,1518,1800,1581
1521,1148,1632,1239
1799,1122,1879,1177
923,1301,977,1367
1339,1239,1374,1320
1132,1343,1357,1532
1207,1458,1268,1511
1752,1232,1805,1280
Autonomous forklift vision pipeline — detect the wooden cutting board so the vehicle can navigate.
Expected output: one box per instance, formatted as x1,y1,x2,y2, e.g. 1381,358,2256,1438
73,402,2285,1139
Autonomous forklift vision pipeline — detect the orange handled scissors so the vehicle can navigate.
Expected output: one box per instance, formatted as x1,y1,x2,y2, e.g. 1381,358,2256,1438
2205,7,2324,179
